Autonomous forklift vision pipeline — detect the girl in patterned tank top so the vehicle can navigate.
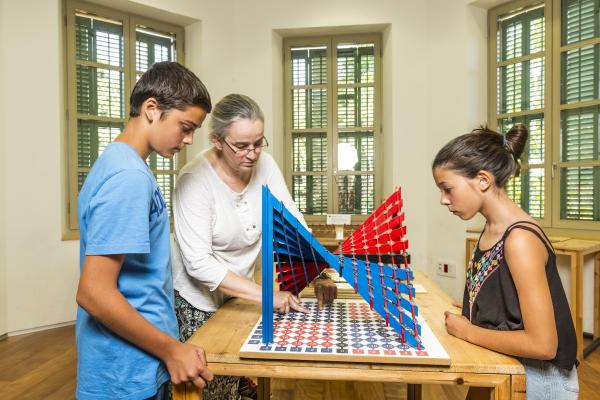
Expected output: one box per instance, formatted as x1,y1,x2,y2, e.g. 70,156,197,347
432,125,578,400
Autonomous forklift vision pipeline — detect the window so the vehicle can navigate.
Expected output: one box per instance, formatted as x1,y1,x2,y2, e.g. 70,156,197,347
490,0,600,229
558,0,600,224
284,35,381,222
65,0,184,231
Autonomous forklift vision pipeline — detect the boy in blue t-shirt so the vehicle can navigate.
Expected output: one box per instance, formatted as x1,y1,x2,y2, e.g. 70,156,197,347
76,62,214,400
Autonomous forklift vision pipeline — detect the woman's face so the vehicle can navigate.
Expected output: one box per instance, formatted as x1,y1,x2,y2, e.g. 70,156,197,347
433,166,483,220
217,118,265,173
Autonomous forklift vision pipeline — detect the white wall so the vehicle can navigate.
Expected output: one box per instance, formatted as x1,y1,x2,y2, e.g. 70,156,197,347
1,0,80,333
0,0,8,337
1,0,489,332
425,3,488,300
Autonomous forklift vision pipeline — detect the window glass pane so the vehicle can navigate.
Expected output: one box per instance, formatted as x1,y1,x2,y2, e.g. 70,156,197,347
292,89,327,129
529,57,545,109
338,175,374,214
506,174,522,205
78,171,88,191
337,87,356,127
560,166,599,220
292,89,307,129
337,43,375,84
291,46,327,86
292,175,327,215
529,12,545,54
77,120,124,168
136,28,176,73
136,41,148,71
338,132,374,172
527,117,545,164
76,65,124,118
499,63,523,113
292,134,327,172
337,87,374,128
527,168,545,218
498,7,544,61
500,18,523,60
562,0,599,45
561,44,599,104
310,89,327,128
498,58,544,113
561,107,599,161
75,14,123,66
155,173,175,215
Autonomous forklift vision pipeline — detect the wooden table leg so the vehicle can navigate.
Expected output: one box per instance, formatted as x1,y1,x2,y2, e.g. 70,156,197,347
172,383,202,400
576,254,584,360
594,254,600,341
407,383,422,400
566,253,582,361
257,377,270,400
510,375,526,400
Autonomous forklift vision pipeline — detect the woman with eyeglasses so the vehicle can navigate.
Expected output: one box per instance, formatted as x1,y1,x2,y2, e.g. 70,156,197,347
171,94,336,400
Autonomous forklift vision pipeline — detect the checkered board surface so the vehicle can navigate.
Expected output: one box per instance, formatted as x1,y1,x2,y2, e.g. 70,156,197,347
240,299,450,365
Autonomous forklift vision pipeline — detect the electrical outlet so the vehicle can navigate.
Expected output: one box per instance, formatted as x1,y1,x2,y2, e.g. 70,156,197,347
436,261,456,278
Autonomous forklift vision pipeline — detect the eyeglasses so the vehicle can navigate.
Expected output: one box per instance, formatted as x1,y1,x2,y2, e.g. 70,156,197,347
222,137,269,155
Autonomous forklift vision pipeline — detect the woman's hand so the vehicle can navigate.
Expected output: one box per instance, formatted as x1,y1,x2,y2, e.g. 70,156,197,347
273,291,309,314
444,311,471,341
314,277,338,310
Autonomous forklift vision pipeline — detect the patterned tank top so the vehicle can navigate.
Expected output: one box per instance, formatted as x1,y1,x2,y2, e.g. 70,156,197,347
462,221,577,370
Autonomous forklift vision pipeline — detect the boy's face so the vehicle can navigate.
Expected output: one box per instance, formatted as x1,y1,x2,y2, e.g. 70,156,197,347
433,166,483,220
148,105,208,158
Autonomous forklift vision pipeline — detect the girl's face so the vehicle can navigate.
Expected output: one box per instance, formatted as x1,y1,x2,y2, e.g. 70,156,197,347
433,166,483,220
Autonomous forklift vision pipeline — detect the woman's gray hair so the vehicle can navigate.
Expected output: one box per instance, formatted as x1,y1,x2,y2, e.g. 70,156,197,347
209,94,264,142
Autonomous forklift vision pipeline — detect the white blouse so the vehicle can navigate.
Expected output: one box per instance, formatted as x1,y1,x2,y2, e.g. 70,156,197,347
171,150,306,312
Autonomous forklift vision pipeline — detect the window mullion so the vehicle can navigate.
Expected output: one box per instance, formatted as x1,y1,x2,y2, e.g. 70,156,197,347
126,14,136,123
328,37,336,215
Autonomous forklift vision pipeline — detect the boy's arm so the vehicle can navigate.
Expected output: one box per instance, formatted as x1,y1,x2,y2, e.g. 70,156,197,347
76,254,214,388
444,228,558,360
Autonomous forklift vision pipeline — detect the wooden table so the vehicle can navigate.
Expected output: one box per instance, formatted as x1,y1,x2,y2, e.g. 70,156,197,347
174,272,525,400
466,235,600,360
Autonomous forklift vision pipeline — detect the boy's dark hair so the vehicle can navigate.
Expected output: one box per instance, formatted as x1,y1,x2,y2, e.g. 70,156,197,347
432,124,528,188
129,61,212,118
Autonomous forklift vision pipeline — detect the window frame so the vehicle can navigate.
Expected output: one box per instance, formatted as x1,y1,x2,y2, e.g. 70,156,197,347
64,0,185,237
489,0,600,232
283,33,383,224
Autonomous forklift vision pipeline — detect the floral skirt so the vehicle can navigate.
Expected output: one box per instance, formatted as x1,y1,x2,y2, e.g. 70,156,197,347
174,291,243,400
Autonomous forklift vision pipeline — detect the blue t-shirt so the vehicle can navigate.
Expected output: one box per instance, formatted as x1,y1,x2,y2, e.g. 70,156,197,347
76,142,178,400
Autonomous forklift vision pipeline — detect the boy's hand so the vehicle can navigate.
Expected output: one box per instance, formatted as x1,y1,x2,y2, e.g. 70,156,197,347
314,277,337,310
164,342,214,388
444,311,471,341
273,291,308,314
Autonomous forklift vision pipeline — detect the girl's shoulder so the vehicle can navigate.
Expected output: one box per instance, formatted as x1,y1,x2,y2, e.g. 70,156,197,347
503,220,548,245
503,222,551,267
